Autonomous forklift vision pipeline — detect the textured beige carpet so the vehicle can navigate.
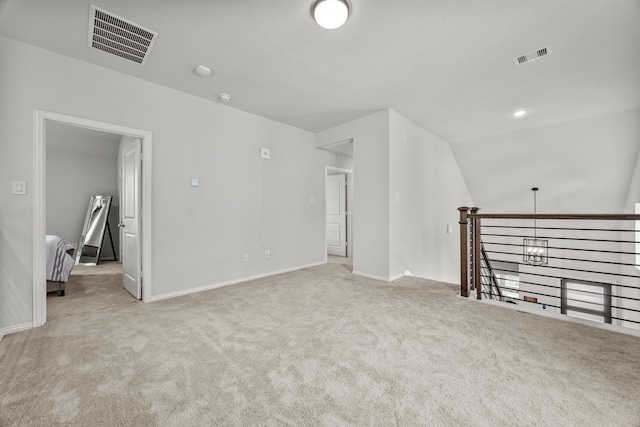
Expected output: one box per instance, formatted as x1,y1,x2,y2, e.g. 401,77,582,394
71,260,124,276
47,261,136,321
2,256,640,426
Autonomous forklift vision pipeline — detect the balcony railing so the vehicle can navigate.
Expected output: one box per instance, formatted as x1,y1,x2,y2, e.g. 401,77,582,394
458,207,640,329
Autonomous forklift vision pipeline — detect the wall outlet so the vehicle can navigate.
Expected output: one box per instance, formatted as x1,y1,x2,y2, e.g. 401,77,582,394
264,249,270,258
243,253,249,262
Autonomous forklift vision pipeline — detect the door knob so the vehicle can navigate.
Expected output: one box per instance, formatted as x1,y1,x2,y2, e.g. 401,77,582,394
118,222,125,228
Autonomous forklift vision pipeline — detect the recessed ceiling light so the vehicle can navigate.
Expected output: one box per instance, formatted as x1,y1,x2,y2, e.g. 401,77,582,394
513,110,527,117
194,65,211,76
313,0,349,29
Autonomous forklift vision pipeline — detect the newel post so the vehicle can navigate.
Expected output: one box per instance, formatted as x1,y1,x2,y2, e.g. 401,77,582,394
458,207,470,297
470,207,481,300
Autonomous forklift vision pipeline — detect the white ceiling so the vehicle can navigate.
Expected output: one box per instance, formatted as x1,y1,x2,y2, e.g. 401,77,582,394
1,0,637,138
1,0,639,211
46,122,121,157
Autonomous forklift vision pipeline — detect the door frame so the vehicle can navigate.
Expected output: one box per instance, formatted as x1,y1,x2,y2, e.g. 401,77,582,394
325,166,353,262
33,110,153,327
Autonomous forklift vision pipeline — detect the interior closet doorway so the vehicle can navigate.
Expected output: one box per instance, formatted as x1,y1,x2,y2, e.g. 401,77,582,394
33,110,153,327
321,139,354,261
326,169,350,257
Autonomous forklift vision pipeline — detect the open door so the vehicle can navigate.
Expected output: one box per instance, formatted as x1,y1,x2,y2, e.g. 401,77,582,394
326,173,347,256
120,138,141,299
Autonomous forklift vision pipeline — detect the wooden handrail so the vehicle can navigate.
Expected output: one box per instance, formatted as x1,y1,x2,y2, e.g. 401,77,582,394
468,213,640,220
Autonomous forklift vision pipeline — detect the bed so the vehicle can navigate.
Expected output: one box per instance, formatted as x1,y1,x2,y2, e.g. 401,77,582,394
46,235,76,296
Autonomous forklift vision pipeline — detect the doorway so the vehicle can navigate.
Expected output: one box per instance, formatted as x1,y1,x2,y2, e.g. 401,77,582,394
325,166,353,259
320,138,354,262
33,110,153,327
45,123,131,319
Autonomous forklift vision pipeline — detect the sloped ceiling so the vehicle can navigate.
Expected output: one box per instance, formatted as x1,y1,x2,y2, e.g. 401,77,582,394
0,0,638,212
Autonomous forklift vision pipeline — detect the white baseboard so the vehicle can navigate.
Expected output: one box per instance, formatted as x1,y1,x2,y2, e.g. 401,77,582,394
0,322,34,337
464,296,640,338
352,270,393,282
150,261,326,303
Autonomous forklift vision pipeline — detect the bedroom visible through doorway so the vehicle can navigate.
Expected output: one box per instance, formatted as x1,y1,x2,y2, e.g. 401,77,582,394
33,110,153,327
45,123,136,320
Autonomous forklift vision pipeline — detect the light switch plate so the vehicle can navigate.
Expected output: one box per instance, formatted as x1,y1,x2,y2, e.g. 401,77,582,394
12,181,26,195
260,147,271,159
191,177,199,187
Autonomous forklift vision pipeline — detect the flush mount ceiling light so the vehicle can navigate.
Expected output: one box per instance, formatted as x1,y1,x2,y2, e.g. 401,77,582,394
313,0,349,29
513,110,527,117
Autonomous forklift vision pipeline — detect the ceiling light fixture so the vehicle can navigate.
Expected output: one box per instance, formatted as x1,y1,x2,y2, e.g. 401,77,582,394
513,110,527,117
313,0,350,29
523,187,548,266
194,65,211,76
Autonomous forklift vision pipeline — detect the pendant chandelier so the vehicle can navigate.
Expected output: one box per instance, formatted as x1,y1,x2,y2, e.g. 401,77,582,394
523,187,548,266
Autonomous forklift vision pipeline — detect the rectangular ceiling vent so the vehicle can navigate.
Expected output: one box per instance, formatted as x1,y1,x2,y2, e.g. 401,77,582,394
513,46,552,66
88,5,158,65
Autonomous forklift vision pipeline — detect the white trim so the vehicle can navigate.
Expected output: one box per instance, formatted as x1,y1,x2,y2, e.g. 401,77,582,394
0,322,34,336
33,110,153,328
33,112,46,327
318,138,354,150
325,166,352,175
388,273,404,282
352,270,392,282
150,261,326,302
461,295,640,338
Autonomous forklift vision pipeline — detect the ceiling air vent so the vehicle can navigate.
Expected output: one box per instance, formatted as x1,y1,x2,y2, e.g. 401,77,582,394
513,46,552,66
88,5,158,65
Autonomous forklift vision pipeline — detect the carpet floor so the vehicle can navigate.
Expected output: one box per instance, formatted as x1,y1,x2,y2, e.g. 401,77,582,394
1,257,639,426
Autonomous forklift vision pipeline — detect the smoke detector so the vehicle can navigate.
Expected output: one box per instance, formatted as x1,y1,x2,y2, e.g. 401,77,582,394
88,5,158,65
194,65,211,76
513,46,552,66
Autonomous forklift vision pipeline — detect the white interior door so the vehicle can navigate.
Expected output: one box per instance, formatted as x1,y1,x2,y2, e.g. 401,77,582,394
120,138,141,299
327,173,347,256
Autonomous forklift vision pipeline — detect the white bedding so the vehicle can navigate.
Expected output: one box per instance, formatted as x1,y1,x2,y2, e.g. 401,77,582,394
46,235,75,282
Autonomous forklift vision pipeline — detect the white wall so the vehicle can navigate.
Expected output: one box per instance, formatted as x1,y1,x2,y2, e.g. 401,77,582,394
624,145,640,215
317,110,390,280
328,152,353,170
0,36,329,332
450,108,640,214
46,126,120,259
389,110,474,283
316,109,473,283
620,147,640,329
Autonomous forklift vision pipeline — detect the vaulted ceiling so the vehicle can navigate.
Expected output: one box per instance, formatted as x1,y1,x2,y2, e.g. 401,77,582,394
1,0,638,212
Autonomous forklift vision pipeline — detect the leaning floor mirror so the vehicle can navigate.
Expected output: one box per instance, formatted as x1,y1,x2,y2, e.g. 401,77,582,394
76,195,117,265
